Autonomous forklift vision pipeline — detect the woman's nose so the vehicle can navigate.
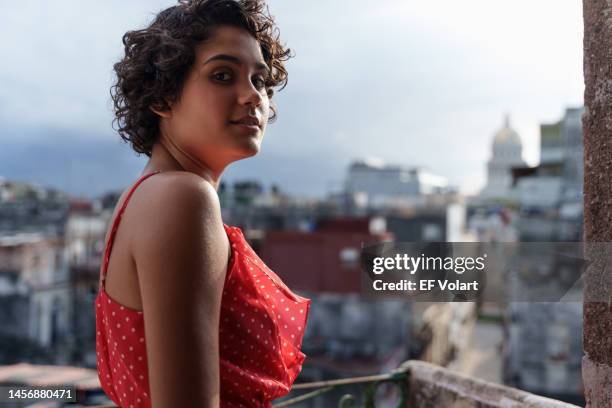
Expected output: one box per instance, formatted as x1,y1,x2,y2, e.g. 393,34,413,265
238,80,264,107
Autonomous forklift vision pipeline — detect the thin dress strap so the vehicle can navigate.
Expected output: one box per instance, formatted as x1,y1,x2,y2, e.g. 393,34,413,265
100,171,161,286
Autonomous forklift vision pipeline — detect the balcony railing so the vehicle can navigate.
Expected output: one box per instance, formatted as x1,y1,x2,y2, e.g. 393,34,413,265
273,360,580,408
273,371,408,408
91,360,581,407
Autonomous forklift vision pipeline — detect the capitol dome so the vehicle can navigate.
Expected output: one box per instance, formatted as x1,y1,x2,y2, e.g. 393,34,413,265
493,115,521,145
480,114,526,200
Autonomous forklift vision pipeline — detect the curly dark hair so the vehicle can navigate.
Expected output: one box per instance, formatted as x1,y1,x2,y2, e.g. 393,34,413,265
111,0,291,157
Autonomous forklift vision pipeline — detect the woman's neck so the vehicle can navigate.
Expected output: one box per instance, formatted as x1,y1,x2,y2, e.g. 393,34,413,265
143,137,223,190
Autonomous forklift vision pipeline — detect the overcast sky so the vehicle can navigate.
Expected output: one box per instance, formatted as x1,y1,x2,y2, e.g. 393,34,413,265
0,0,583,196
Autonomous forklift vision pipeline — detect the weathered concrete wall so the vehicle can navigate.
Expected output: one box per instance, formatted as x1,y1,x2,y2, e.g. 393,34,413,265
402,361,579,408
582,0,612,407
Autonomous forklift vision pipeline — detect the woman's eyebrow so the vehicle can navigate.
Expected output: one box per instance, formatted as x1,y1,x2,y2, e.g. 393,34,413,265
203,54,270,74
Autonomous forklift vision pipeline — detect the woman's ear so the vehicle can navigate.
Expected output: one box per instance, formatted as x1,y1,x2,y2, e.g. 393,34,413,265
149,103,172,119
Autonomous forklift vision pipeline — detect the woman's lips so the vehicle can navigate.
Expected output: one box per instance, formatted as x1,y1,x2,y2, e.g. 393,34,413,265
230,116,261,126
230,122,260,134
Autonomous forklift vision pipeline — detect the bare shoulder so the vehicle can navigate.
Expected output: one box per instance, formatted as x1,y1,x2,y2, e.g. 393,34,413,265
129,170,229,294
133,170,221,216
129,171,227,405
130,171,225,252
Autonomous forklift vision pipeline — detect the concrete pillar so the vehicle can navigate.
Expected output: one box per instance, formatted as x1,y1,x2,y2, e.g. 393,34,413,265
582,0,612,406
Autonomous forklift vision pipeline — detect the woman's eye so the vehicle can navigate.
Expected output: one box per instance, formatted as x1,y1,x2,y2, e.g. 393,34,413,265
252,76,267,90
212,72,232,82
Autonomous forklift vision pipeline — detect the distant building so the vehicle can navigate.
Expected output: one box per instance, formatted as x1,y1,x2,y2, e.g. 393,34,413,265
345,159,450,208
540,121,564,164
559,107,584,203
232,180,264,207
64,208,110,367
0,232,72,363
480,115,526,200
504,302,583,405
512,164,565,211
467,207,518,243
501,108,585,405
0,174,113,367
260,217,391,294
64,211,107,267
385,203,470,243
0,179,69,234
512,107,585,214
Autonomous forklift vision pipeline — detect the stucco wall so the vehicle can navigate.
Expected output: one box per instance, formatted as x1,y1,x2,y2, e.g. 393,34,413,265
582,0,612,406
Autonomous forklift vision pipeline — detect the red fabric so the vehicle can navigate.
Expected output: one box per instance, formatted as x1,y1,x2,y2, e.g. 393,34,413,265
96,172,310,407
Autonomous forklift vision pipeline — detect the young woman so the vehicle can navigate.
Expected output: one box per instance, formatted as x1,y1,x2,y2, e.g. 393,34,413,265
95,1,310,406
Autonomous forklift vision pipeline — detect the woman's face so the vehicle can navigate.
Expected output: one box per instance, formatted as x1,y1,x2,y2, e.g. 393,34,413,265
160,25,271,172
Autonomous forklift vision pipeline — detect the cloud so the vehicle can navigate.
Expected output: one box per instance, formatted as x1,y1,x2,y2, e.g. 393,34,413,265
0,0,584,197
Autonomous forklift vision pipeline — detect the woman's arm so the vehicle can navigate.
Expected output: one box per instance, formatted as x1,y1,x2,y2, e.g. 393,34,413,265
132,172,228,408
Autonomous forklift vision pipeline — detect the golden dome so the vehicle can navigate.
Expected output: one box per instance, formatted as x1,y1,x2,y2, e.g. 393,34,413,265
494,114,521,145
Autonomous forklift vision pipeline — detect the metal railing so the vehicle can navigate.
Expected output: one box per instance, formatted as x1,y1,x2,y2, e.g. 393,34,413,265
272,369,409,408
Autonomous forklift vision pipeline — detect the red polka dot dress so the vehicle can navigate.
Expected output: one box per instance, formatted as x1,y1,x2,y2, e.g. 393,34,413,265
95,171,311,407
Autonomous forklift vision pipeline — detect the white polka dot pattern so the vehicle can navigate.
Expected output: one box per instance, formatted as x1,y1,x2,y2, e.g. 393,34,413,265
218,226,310,406
96,290,150,407
96,218,310,408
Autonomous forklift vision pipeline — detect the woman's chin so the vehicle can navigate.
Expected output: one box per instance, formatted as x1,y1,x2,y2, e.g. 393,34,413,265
233,138,261,160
